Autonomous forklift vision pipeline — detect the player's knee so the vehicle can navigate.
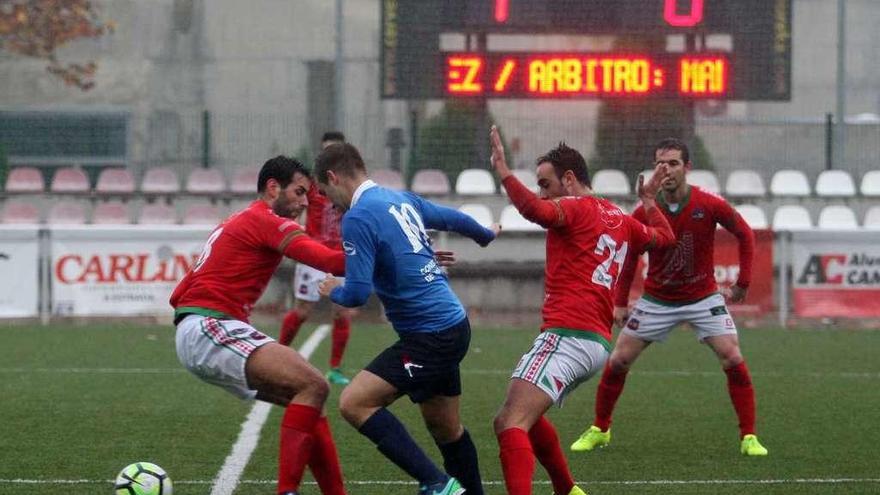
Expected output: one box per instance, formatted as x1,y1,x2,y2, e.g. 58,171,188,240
608,354,633,373
425,418,461,444
300,373,330,404
338,388,362,425
493,410,512,434
719,352,744,369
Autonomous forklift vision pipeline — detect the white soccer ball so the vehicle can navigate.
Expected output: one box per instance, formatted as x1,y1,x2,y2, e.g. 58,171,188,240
114,462,173,495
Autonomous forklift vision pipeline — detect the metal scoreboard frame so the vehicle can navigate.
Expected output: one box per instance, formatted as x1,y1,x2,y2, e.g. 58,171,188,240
381,0,792,100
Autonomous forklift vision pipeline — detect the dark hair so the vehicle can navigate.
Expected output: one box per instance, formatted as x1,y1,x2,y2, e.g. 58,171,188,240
653,137,690,163
536,142,591,187
321,131,346,144
257,155,310,193
314,143,367,184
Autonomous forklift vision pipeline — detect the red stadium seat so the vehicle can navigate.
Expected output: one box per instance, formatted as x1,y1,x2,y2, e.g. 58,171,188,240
92,201,131,224
47,201,87,224
141,167,181,194
50,167,90,193
95,168,136,195
5,167,45,193
1,200,41,223
230,166,260,195
185,168,227,194
182,203,223,225
139,203,178,225
371,169,405,190
411,169,451,195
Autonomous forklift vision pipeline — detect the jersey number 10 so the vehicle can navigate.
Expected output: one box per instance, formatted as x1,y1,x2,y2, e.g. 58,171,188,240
592,234,628,289
389,203,431,253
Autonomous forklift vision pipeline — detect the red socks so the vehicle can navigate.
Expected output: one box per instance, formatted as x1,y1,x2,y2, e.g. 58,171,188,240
330,316,351,369
529,416,575,495
309,416,346,495
278,404,320,494
594,365,629,431
279,311,304,346
724,361,757,437
498,428,535,495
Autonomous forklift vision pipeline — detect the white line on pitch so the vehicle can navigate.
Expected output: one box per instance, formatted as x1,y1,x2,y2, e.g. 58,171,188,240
209,324,330,495
2,477,879,486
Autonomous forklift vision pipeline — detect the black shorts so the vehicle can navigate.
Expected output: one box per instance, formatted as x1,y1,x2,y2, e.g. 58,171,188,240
365,317,471,403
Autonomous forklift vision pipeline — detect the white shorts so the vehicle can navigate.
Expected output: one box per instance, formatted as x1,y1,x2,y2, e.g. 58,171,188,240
293,263,344,302
175,314,274,400
621,293,738,343
511,330,609,407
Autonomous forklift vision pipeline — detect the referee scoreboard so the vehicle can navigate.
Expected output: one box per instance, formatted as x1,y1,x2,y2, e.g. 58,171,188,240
381,0,792,100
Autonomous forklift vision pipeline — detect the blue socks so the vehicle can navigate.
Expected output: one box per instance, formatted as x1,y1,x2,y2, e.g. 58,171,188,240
437,429,484,495
359,408,446,485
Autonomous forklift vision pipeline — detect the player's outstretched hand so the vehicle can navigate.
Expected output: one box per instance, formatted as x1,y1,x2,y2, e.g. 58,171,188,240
434,250,457,267
489,125,512,180
613,306,630,328
490,222,502,240
318,273,342,297
721,285,748,303
638,163,669,206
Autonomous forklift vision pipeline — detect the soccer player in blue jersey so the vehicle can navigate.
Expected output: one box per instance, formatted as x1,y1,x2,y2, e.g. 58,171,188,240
316,143,500,495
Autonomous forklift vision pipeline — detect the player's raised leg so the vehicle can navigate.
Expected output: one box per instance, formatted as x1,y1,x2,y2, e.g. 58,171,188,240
704,333,768,456
572,331,650,452
339,370,458,494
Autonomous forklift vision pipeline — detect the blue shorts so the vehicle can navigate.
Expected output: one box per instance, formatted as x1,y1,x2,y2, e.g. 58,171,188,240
365,317,471,403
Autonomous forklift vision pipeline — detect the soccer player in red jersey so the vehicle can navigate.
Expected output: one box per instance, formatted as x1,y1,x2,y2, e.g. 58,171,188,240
279,131,357,385
570,137,769,457
488,126,676,495
170,156,348,495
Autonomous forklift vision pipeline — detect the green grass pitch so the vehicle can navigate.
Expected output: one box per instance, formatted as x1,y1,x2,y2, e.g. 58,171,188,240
2,320,878,494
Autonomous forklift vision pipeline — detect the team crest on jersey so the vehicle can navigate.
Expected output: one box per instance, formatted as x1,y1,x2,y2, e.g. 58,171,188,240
691,208,705,220
598,202,624,229
343,241,357,255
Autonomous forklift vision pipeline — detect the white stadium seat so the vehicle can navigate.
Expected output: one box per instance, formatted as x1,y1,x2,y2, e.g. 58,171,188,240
734,204,768,229
411,169,451,196
688,170,720,193
770,170,811,197
499,205,543,232
817,205,859,230
455,169,496,195
592,170,631,196
511,169,539,193
815,170,856,198
457,203,494,228
725,170,766,198
863,206,880,230
859,170,880,197
772,205,812,230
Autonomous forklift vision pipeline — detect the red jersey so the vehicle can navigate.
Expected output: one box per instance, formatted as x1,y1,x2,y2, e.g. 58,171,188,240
615,185,754,306
503,176,675,346
170,200,345,322
305,183,343,250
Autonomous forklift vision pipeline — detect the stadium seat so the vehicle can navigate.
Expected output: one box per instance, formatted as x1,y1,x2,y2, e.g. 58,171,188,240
770,170,811,197
1,200,41,223
725,170,766,198
860,170,880,197
371,169,405,190
411,169,451,196
500,204,543,232
592,170,630,197
457,203,494,228
138,202,178,225
638,169,655,186
455,169,496,195
817,205,859,230
815,170,856,197
50,167,90,193
863,206,880,230
772,205,812,230
92,201,131,224
185,168,227,194
230,166,260,195
141,167,181,194
688,170,721,193
5,167,44,193
734,204,769,229
95,168,136,195
47,201,87,224
182,203,223,225
511,169,539,193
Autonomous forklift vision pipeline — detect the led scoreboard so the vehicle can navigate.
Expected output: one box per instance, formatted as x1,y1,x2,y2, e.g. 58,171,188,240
382,0,792,100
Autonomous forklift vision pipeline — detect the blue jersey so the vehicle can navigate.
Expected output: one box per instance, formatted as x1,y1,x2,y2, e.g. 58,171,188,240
330,181,496,334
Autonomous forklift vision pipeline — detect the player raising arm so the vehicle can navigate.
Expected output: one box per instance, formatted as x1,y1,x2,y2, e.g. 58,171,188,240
488,125,676,495
570,137,768,457
170,156,347,495
316,142,500,495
